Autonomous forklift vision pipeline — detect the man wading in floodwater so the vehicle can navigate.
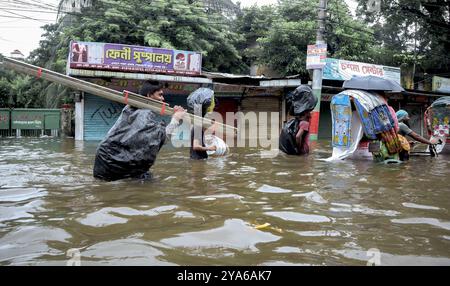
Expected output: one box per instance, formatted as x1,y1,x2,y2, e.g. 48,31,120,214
396,109,440,160
93,81,186,181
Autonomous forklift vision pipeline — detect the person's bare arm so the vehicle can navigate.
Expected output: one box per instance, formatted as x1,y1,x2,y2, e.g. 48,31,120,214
408,131,436,145
193,138,216,151
295,128,305,150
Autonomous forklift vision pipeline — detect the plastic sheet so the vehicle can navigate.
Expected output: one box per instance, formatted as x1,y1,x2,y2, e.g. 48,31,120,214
286,85,318,116
93,106,166,181
186,88,214,117
279,118,300,155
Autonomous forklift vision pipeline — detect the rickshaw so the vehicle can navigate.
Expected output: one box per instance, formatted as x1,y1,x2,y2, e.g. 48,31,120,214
424,96,450,154
326,89,402,162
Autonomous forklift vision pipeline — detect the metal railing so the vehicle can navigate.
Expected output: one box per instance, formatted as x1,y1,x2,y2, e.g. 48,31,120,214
0,129,59,138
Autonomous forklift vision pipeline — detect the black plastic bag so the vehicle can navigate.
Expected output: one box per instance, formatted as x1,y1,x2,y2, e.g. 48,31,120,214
286,85,318,116
186,87,214,117
93,106,166,181
279,118,300,155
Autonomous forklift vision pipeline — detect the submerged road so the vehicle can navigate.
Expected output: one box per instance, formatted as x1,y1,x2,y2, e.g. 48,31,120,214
0,138,449,265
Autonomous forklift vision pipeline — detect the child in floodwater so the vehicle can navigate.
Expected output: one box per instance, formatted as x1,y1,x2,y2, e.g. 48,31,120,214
279,111,311,155
279,85,317,156
295,111,312,155
190,121,217,160
186,88,218,160
93,81,186,181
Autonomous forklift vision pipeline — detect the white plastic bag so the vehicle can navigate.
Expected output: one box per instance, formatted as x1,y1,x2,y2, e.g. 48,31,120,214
204,135,229,156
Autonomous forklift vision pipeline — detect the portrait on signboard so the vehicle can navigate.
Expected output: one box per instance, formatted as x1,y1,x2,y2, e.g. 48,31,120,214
188,53,201,72
71,42,88,63
174,52,186,70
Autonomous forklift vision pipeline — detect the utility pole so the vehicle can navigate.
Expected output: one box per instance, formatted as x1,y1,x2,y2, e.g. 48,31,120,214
310,0,327,142
412,21,417,90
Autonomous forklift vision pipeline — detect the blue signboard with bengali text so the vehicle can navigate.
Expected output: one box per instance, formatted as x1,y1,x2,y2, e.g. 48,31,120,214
323,58,401,84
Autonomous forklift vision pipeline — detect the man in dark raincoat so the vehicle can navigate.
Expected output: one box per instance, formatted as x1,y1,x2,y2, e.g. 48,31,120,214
93,81,186,181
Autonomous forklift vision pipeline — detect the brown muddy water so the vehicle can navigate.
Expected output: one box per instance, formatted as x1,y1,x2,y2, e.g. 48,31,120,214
0,138,449,265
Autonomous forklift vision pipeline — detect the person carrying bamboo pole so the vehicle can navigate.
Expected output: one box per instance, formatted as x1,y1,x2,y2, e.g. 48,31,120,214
93,81,186,181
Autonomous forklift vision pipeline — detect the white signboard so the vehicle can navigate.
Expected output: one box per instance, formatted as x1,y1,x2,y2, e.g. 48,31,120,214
306,44,327,69
432,76,450,94
323,58,401,84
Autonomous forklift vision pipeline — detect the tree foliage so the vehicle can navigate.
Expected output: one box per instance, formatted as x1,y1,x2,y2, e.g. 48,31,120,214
355,0,450,74
1,0,245,108
237,0,376,77
0,70,46,109
55,0,244,72
0,54,47,108
234,4,276,71
2,0,448,108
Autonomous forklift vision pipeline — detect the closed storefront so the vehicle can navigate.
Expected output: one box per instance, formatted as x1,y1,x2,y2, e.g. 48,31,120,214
318,101,332,140
82,92,189,141
403,103,426,136
240,96,280,142
83,93,124,141
214,97,239,126
81,80,199,141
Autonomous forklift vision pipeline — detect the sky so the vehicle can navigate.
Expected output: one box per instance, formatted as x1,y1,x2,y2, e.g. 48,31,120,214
0,0,59,57
0,0,358,58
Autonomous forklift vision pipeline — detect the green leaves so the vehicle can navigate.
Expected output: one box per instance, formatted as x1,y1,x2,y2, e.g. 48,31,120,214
234,0,378,76
354,0,450,74
7,0,444,108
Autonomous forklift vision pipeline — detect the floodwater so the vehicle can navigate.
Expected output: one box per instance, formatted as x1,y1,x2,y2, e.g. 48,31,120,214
0,138,449,266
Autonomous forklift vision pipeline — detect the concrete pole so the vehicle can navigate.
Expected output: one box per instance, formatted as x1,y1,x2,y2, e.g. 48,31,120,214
310,0,327,142
61,105,73,138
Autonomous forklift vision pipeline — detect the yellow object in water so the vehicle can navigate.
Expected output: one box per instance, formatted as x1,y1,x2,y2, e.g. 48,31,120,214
254,223,271,230
253,223,284,233
270,226,284,233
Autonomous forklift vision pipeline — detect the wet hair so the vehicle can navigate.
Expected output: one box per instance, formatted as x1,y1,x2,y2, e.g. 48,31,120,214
139,80,163,97
296,111,311,120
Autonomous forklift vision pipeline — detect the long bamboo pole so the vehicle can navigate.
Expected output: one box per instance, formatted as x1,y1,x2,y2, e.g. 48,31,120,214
0,57,237,133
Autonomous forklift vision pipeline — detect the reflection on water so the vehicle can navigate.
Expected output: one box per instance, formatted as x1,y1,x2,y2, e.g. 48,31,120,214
0,138,449,265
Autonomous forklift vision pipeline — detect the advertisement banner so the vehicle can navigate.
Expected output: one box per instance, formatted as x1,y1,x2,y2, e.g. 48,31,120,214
11,111,44,130
69,41,202,76
323,58,401,84
306,44,327,69
432,76,450,94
